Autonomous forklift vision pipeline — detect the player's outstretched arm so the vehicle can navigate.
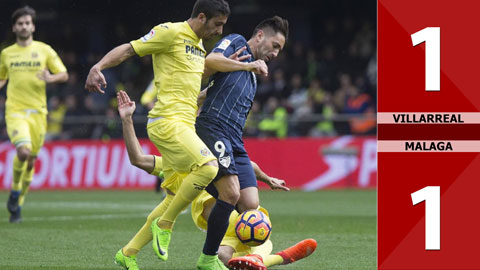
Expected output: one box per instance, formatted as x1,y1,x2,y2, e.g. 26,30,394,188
85,44,136,93
117,90,155,173
204,47,268,78
0,80,6,89
251,161,290,191
37,69,68,83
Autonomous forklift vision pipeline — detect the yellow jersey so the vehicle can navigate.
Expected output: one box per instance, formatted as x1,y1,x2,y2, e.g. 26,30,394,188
0,41,67,114
130,21,206,125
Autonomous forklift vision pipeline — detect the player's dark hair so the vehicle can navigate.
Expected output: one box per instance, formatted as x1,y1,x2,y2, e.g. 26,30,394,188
191,0,230,20
252,16,289,41
12,5,36,25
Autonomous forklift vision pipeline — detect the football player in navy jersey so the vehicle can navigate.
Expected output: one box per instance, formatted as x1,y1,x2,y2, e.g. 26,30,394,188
196,16,289,262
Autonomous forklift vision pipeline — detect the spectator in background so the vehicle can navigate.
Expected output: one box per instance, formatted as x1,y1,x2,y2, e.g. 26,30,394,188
286,73,307,110
287,74,311,136
310,92,336,137
61,94,96,139
343,86,375,135
46,96,66,140
272,68,287,98
244,101,261,137
308,77,326,106
305,49,318,83
259,97,288,138
333,73,358,112
255,74,273,105
99,106,122,140
288,42,307,76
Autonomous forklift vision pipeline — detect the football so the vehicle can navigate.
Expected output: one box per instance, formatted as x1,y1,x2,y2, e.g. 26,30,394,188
235,209,272,246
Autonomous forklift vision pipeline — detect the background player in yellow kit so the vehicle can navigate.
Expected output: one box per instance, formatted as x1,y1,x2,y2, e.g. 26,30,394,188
85,1,249,269
115,90,316,270
0,6,68,223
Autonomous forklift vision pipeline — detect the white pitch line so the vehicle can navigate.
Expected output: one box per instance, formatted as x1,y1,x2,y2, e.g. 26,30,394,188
30,201,158,210
0,208,189,223
0,213,148,223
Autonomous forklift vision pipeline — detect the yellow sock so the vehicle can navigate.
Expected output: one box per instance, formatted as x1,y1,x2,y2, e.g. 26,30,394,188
123,194,174,256
250,239,273,259
159,165,218,228
19,167,34,206
263,254,284,267
12,155,26,191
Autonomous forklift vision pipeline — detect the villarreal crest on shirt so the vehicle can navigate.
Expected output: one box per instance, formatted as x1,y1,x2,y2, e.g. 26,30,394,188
130,21,206,125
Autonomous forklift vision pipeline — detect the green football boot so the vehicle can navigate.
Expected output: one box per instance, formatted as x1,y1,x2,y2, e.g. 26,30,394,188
114,249,139,270
151,217,171,261
196,253,229,270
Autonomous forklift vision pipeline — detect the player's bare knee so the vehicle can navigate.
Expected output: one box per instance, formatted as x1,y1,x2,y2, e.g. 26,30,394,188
237,200,258,213
218,246,234,265
216,175,240,205
237,188,259,213
17,147,31,162
218,184,240,205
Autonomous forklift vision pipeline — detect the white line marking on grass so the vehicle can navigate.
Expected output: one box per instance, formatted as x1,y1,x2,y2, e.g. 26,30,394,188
0,208,189,223
30,201,157,210
0,213,148,223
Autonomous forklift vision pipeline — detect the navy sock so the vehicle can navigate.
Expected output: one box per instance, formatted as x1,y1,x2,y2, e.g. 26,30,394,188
202,199,235,255
10,190,20,199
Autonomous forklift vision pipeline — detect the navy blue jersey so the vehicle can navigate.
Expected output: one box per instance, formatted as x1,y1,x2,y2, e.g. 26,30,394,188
198,34,257,136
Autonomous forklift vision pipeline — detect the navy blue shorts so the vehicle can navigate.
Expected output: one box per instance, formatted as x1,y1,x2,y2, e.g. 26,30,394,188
195,117,257,198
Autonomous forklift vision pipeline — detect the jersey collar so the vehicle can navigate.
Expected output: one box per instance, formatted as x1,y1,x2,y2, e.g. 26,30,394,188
184,21,200,41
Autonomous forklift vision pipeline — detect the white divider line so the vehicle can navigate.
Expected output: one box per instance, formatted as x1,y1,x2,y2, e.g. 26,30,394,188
378,140,480,152
378,112,480,124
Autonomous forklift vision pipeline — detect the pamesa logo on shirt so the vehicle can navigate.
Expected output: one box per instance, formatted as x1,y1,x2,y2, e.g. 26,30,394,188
185,45,205,58
10,61,41,67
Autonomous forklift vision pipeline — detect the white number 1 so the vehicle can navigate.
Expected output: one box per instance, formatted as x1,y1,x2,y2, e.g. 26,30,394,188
411,27,440,91
411,186,440,250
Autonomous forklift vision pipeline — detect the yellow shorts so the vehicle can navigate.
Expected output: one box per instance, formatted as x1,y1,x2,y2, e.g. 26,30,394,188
6,110,47,156
224,238,273,258
147,118,216,176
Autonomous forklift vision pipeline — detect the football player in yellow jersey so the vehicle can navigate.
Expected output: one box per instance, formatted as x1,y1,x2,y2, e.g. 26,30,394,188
115,90,317,270
85,1,249,269
0,6,68,223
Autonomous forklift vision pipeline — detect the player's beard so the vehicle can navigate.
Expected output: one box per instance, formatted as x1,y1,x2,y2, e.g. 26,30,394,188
16,30,32,41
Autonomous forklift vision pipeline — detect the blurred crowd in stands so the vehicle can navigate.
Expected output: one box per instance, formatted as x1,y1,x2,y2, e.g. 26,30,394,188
0,0,376,141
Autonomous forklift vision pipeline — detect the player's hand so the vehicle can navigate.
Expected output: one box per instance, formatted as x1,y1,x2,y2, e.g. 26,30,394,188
37,69,54,83
117,90,136,119
248,60,268,76
85,66,107,94
267,177,290,191
228,46,251,62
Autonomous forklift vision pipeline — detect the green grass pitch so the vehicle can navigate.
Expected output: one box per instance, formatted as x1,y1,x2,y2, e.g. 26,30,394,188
0,190,376,270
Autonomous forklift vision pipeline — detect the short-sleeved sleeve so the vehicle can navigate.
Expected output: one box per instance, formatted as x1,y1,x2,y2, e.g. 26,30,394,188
130,23,176,57
0,50,8,80
46,46,67,74
212,34,247,58
150,155,164,176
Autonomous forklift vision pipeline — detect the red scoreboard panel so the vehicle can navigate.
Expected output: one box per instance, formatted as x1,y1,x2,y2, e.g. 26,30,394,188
378,0,480,269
